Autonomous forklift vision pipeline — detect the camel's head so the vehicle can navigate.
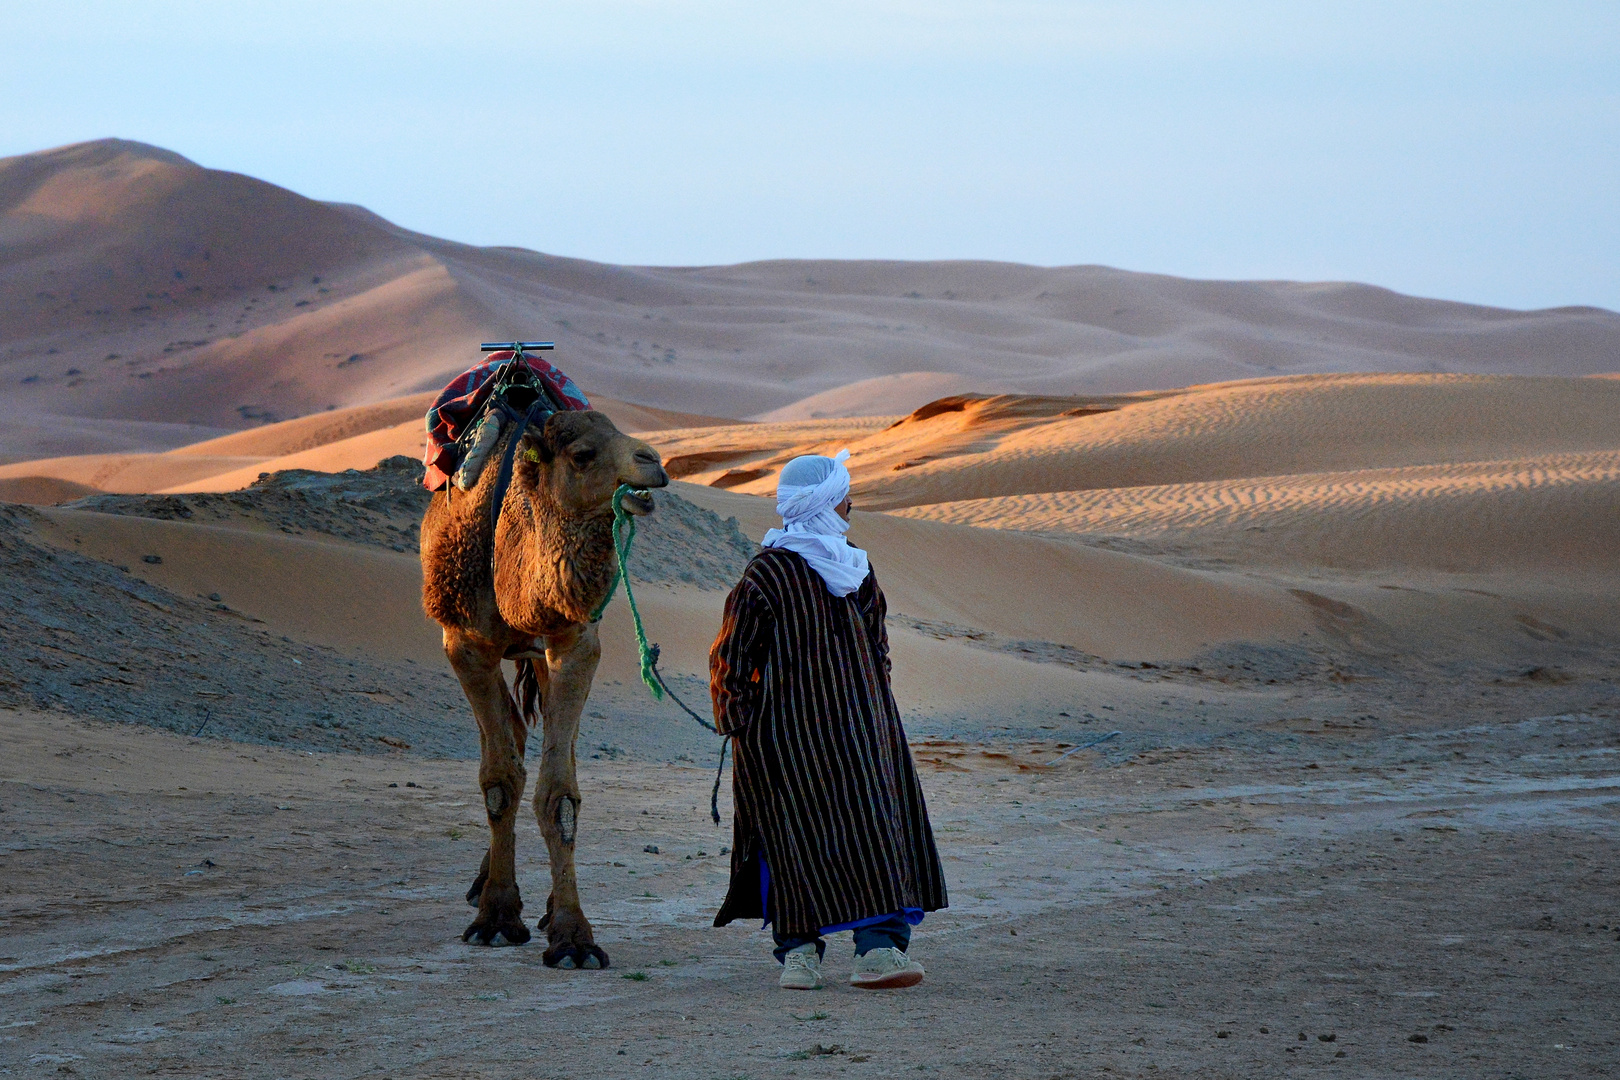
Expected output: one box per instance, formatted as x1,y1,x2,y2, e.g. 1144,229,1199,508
519,410,669,517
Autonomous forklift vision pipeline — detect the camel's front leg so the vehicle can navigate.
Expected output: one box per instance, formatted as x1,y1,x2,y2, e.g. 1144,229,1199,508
533,621,608,969
444,629,530,946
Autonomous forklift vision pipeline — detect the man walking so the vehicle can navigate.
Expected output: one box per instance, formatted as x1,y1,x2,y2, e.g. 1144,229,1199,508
710,450,947,990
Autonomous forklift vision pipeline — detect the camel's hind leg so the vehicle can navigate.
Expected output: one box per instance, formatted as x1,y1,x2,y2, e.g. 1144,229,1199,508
444,628,530,946
533,621,609,969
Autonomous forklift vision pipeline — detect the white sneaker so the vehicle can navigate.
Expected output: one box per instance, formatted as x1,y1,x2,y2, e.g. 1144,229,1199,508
849,947,925,989
779,944,825,990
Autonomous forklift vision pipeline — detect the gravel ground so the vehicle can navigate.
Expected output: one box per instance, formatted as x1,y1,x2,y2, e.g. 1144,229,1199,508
0,704,1614,1079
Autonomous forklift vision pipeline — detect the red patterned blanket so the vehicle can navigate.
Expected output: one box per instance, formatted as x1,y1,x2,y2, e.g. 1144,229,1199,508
421,351,590,491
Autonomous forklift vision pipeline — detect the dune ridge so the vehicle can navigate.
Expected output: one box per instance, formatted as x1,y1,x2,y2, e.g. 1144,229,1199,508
5,138,1619,449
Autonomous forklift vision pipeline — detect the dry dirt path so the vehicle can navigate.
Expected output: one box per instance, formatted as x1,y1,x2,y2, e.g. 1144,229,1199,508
2,705,1616,1079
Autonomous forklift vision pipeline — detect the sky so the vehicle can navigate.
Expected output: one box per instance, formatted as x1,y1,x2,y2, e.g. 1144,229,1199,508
3,1,1617,311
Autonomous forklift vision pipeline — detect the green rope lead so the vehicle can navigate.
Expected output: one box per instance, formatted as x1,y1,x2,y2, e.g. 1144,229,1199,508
592,485,728,824
591,484,662,700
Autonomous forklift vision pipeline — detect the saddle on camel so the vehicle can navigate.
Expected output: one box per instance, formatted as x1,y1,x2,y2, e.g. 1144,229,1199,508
419,342,668,968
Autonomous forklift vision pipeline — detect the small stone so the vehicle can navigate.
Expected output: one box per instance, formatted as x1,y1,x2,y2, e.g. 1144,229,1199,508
1335,1050,1347,1058
1009,928,1018,936
1318,1033,1335,1042
388,782,398,788
719,845,730,855
643,844,659,854
1259,1027,1269,1034
1216,1031,1230,1039
142,554,163,564
1298,1033,1308,1041
209,592,221,601
406,781,417,788
1408,1033,1428,1043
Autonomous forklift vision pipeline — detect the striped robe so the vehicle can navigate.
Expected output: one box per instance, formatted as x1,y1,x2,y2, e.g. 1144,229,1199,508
709,548,947,937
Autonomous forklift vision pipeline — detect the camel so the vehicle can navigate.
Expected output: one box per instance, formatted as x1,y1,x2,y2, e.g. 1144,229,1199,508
420,408,668,967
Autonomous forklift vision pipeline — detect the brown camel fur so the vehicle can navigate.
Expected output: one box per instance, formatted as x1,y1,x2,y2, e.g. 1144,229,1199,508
420,409,668,967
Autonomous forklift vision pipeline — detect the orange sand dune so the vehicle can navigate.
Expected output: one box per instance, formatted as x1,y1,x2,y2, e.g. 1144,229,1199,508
162,422,427,494
6,139,1619,434
894,450,1620,573
169,393,437,458
668,482,1308,659
645,373,1620,578
0,392,733,501
0,475,100,505
653,374,1620,511
0,452,265,495
750,371,1012,421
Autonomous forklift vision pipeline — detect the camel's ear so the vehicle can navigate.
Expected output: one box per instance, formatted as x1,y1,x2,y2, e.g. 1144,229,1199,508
525,411,588,465
521,430,554,466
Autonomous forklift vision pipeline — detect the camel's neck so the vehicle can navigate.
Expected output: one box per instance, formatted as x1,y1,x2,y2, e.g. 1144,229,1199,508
495,485,617,631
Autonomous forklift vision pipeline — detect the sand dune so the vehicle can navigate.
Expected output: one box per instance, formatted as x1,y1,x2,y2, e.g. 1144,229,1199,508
37,508,440,662
669,481,1308,660
0,413,231,464
0,475,99,505
0,451,266,495
0,391,733,501
894,450,1620,573
642,373,1620,581
22,468,1309,742
6,138,1618,438
168,393,437,458
647,373,1620,506
750,371,1012,421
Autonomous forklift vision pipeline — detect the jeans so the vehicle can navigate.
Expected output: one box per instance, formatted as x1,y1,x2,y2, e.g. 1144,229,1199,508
773,912,912,964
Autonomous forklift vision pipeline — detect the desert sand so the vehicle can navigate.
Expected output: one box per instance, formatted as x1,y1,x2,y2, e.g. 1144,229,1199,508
0,392,729,498
6,139,1620,447
1,138,1617,1078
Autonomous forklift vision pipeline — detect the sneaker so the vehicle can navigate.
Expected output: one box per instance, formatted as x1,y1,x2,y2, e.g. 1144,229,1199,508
779,944,825,990
849,947,925,989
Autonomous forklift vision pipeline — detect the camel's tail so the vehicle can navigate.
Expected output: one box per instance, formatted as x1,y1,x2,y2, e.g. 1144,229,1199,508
513,658,544,731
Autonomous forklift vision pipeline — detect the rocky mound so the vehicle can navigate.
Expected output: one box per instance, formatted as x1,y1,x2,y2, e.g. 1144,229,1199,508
0,501,474,756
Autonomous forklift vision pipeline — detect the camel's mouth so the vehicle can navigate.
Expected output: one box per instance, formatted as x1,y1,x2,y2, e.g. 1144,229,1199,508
618,487,656,517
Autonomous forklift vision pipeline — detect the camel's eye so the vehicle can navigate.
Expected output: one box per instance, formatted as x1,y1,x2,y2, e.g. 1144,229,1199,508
571,447,597,467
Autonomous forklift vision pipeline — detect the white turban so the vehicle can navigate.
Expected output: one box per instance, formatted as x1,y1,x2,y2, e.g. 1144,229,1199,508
761,449,871,597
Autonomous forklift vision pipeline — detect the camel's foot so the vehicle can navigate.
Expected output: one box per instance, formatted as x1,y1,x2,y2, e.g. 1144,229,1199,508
462,882,529,947
542,898,609,970
465,851,491,908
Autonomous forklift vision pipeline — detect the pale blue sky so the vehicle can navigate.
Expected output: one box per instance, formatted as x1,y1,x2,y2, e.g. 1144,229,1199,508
4,1,1617,311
